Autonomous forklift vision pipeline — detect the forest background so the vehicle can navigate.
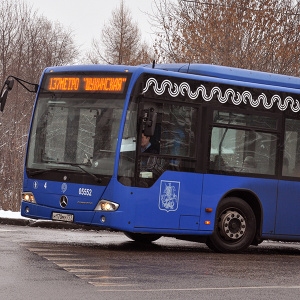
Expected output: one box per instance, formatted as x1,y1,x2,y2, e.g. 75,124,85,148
1,0,300,211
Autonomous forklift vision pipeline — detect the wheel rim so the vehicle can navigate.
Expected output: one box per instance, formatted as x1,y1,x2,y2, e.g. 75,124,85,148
218,209,246,240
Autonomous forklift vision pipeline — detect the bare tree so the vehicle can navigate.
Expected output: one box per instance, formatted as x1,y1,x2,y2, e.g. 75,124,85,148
87,0,153,65
0,0,79,211
0,0,20,83
152,0,300,76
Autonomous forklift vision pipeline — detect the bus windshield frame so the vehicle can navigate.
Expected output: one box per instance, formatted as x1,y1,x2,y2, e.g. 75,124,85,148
26,71,131,184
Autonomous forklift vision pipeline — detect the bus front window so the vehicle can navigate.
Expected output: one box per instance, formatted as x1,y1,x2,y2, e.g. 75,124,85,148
26,94,125,178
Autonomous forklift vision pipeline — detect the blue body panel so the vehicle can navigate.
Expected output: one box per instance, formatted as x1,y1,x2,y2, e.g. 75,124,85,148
276,180,300,236
23,178,106,210
133,172,204,231
141,63,300,90
201,175,277,235
21,171,300,239
22,175,107,224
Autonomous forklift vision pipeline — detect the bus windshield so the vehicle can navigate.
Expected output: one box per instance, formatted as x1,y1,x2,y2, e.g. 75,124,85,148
26,72,129,179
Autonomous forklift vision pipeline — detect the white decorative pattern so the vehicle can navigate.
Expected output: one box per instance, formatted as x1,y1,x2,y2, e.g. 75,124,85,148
159,180,180,212
143,77,300,112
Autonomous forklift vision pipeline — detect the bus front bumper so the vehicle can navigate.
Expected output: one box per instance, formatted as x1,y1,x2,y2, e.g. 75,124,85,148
20,201,124,229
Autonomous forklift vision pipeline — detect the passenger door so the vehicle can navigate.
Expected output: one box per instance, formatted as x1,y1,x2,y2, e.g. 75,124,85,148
134,101,200,230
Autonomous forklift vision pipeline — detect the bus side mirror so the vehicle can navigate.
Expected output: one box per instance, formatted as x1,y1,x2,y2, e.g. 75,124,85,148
0,78,14,112
142,107,157,136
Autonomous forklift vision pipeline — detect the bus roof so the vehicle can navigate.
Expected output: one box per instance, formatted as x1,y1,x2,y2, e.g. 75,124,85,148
141,63,300,91
44,63,300,91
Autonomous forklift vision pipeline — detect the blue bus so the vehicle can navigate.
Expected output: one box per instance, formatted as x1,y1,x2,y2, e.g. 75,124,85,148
5,63,300,253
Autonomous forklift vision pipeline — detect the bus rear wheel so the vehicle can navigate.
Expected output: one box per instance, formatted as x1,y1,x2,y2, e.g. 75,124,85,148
206,197,256,253
124,232,161,243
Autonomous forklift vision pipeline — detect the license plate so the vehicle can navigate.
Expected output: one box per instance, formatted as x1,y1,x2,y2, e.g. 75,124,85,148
52,212,74,222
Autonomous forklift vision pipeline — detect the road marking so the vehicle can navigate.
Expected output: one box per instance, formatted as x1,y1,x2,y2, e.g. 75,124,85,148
56,263,98,267
77,275,127,280
92,283,134,287
25,244,132,288
97,285,300,292
26,247,83,261
42,254,76,258
45,257,84,261
27,248,67,252
41,252,74,255
64,268,108,273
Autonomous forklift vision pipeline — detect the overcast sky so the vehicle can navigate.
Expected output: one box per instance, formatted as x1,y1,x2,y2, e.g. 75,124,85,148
27,0,156,54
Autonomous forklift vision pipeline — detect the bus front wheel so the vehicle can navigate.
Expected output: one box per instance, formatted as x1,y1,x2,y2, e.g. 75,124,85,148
124,232,161,243
206,197,256,253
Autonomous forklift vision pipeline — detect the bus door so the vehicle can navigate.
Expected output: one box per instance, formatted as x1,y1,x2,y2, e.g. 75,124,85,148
133,100,200,230
276,118,300,236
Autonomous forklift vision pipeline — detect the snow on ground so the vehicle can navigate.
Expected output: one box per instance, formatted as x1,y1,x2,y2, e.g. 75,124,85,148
0,210,25,219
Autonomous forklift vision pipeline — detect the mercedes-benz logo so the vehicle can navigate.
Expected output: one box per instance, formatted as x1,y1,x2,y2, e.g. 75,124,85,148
60,195,68,208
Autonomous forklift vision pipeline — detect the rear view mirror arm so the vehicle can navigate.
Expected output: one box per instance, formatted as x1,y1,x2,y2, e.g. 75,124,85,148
0,75,39,112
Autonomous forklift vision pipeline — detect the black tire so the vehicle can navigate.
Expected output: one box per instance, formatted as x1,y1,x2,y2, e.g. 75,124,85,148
124,232,161,243
206,197,256,253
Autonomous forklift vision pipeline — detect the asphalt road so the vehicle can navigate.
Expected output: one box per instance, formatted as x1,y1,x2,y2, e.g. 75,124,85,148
0,222,300,300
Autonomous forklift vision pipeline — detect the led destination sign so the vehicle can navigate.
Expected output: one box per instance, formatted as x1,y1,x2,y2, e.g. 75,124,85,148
46,76,127,93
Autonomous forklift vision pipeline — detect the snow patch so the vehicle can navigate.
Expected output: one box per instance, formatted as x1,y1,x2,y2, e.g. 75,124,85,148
0,210,27,219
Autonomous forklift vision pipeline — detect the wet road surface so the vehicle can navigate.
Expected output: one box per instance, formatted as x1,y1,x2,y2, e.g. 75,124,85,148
0,224,300,300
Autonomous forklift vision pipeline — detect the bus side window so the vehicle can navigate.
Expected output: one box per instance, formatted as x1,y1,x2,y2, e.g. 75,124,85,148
283,119,300,177
210,127,276,175
160,105,196,158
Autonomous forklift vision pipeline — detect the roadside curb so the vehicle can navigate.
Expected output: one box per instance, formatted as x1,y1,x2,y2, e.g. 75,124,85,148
0,217,107,231
0,218,31,227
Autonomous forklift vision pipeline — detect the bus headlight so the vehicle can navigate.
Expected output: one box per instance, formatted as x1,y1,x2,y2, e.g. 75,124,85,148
94,200,119,211
22,192,36,203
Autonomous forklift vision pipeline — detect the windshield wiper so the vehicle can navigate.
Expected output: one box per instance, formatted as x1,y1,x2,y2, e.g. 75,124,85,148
54,162,102,184
28,161,102,184
28,167,65,176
